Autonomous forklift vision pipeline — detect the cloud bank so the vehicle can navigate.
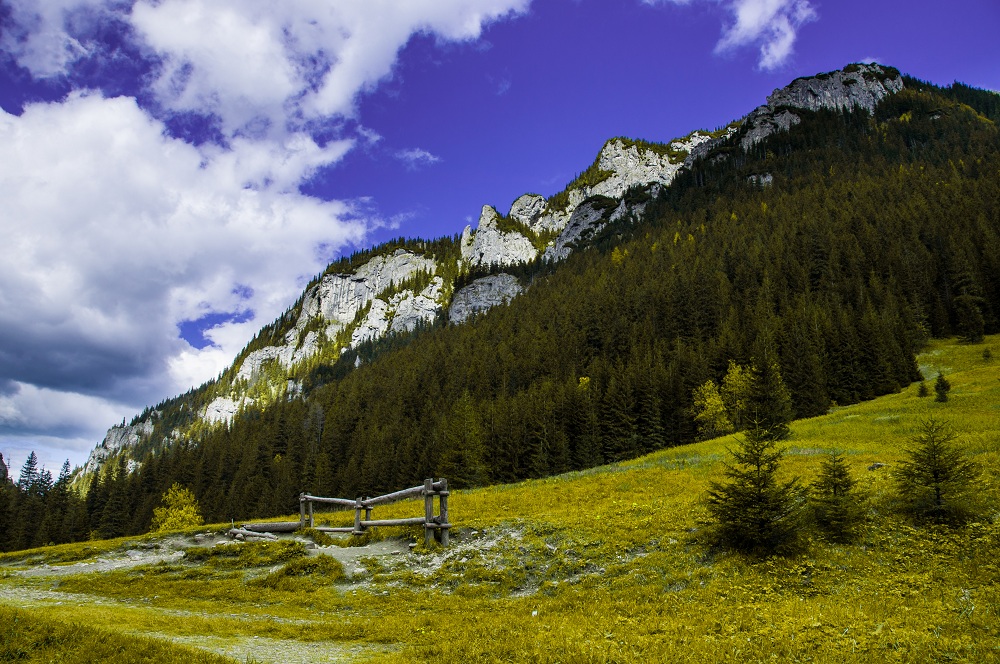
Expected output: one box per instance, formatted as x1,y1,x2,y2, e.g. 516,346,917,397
0,0,531,470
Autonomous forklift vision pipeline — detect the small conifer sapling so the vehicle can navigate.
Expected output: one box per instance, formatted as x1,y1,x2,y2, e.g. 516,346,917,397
896,418,980,525
706,422,805,554
934,373,951,402
811,451,862,542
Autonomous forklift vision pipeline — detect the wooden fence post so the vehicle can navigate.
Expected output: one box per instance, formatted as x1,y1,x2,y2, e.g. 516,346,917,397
308,499,314,528
423,478,434,547
353,498,364,537
299,493,306,529
438,478,450,547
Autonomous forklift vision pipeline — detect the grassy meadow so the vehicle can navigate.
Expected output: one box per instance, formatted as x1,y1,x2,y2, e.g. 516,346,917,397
1,336,999,663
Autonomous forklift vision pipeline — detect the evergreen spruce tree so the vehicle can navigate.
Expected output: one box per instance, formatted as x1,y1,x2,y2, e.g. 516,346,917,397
811,451,862,542
37,461,73,546
917,381,929,397
896,418,980,524
0,455,10,552
99,460,130,539
17,452,40,492
0,484,9,552
747,357,794,440
572,377,603,469
934,372,951,402
437,391,488,488
706,422,805,554
953,294,985,343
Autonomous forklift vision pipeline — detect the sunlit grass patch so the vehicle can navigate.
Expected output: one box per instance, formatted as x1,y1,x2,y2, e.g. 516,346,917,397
0,605,239,663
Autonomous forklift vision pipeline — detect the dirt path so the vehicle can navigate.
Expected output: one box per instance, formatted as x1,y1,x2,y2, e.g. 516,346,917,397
0,534,423,664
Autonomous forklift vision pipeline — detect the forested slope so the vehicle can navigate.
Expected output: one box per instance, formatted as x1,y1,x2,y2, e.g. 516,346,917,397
2,75,998,549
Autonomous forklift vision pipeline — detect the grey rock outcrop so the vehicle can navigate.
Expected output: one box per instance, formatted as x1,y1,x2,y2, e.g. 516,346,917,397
305,249,438,337
352,276,445,345
201,249,443,426
741,63,903,149
82,419,154,476
592,139,682,200
449,273,523,324
390,276,445,333
234,248,438,382
351,299,392,346
460,205,538,268
544,200,612,262
203,396,250,425
508,194,547,230
534,138,687,234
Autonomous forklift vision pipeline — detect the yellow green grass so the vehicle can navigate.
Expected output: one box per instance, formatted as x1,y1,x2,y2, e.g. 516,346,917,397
1,337,998,662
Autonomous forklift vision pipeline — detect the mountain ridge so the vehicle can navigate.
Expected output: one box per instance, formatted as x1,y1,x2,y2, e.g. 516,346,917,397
81,62,915,480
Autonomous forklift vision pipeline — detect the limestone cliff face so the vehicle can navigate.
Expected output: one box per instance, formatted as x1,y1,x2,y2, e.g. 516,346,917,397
460,205,539,268
82,419,154,476
507,194,547,231
202,249,441,424
544,200,613,262
234,249,437,383
449,273,523,324
351,276,445,346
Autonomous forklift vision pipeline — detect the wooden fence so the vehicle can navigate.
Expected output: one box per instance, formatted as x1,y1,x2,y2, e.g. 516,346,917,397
298,478,451,547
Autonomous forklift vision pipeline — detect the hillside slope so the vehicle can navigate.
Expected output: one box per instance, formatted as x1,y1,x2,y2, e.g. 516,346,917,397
79,63,910,476
1,336,998,662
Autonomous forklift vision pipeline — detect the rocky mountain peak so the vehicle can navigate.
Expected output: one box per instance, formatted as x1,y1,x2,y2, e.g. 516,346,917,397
741,63,903,148
508,194,547,229
460,205,539,268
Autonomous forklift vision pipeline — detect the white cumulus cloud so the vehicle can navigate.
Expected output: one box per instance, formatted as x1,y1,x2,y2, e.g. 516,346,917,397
642,0,816,69
714,0,816,70
0,92,365,402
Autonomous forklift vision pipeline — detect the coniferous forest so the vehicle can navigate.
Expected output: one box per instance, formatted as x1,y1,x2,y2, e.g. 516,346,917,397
2,77,999,551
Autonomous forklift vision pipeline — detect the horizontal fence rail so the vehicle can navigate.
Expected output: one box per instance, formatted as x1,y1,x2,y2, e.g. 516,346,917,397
298,478,451,547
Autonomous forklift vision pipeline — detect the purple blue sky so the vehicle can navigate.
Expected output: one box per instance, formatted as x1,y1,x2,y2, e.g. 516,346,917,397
1,0,998,477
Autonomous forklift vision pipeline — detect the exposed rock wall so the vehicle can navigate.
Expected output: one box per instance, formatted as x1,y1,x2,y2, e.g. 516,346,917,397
449,274,523,324
82,419,154,476
460,205,538,268
508,194,547,230
544,201,611,262
235,248,437,382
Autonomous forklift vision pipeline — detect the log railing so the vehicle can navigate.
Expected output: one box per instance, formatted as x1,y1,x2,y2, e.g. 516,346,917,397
299,478,451,547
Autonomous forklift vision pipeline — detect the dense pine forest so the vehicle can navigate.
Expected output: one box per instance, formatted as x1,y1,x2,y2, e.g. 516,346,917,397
2,77,999,551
